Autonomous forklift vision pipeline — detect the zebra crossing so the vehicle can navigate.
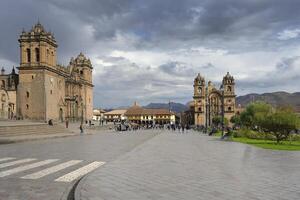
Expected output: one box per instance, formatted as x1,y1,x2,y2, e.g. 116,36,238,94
0,157,105,183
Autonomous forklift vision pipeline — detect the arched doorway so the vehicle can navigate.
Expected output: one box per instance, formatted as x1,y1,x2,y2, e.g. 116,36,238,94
208,91,222,126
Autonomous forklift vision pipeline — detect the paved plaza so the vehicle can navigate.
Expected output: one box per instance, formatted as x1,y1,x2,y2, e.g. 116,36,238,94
0,130,299,199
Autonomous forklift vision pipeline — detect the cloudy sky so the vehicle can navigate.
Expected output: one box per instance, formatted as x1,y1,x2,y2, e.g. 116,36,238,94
0,0,300,108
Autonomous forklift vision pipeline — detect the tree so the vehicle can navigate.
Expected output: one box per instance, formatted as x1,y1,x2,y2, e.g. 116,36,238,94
212,115,228,127
212,116,222,126
259,107,300,143
230,115,241,127
240,101,272,129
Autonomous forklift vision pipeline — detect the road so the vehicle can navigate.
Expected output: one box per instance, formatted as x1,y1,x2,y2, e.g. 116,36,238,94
0,130,300,200
0,130,158,200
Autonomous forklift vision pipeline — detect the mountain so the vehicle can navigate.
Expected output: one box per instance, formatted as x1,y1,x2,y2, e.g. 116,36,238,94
144,102,189,113
236,91,300,111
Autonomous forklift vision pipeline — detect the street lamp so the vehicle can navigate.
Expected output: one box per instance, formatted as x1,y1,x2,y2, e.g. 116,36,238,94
220,85,225,137
205,87,209,133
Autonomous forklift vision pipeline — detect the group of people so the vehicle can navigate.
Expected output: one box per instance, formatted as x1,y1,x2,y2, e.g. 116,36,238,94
166,124,190,133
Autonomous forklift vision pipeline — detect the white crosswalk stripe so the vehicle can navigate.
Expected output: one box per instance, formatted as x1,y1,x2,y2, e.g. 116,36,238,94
0,158,37,169
55,161,105,182
0,157,15,163
0,159,58,177
0,157,106,182
21,160,83,179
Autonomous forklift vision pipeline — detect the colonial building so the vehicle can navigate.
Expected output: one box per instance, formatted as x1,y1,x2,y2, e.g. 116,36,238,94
0,22,93,122
104,109,127,122
125,102,176,125
93,108,106,121
193,72,236,126
0,67,19,119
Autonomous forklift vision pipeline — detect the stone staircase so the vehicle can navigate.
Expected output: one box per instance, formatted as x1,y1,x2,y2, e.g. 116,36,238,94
0,123,76,144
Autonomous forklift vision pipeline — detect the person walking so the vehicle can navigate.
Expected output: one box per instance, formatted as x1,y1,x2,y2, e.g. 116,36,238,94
80,124,84,135
65,119,69,128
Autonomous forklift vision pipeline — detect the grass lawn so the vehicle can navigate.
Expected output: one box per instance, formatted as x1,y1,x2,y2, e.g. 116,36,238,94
232,137,300,151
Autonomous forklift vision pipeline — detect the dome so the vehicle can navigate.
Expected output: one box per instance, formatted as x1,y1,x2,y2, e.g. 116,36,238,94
74,52,92,67
194,73,205,85
222,72,234,84
31,22,46,34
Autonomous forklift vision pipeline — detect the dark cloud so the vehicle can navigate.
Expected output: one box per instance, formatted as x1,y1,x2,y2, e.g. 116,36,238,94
0,0,300,107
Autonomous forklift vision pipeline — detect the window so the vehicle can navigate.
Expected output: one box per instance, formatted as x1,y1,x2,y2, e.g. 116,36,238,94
26,91,29,98
26,48,31,62
1,80,5,88
35,48,40,62
50,90,52,94
47,49,49,59
26,104,29,109
80,70,83,75
32,75,34,79
198,87,202,94
227,86,232,92
228,107,232,111
199,107,202,112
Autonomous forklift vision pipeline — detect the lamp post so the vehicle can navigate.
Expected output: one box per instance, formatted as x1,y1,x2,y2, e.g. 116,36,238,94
205,87,209,133
220,86,225,137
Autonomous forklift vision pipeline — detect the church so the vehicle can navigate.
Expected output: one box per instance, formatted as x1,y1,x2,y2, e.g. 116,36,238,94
0,22,93,122
193,72,236,126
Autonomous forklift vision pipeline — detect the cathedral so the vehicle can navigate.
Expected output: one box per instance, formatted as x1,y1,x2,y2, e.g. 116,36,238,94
0,22,93,122
193,72,236,126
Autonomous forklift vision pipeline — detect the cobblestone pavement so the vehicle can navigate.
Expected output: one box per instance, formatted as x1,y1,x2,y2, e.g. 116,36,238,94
78,131,300,200
0,130,158,200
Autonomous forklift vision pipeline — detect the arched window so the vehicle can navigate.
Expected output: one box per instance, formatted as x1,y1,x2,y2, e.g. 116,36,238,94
26,104,29,109
35,48,40,62
26,91,29,98
1,80,5,88
26,48,31,62
47,49,49,59
227,86,232,92
198,87,202,94
228,107,232,111
199,107,202,112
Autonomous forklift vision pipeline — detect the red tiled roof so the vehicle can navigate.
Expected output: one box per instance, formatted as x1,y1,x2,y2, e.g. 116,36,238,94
125,105,174,116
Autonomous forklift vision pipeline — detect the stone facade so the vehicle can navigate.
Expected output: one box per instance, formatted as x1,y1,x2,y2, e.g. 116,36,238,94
193,72,236,126
0,67,18,119
14,22,93,122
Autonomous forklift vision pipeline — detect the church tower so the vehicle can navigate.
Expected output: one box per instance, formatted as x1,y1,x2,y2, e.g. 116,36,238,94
193,73,206,126
19,22,57,68
17,22,63,120
222,72,236,121
66,53,94,121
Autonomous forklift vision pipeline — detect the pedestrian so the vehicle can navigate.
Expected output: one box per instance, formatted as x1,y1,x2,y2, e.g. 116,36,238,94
80,124,84,135
65,119,69,128
182,125,185,133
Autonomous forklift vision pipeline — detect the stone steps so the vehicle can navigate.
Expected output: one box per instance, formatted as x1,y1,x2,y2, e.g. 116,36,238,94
0,124,73,137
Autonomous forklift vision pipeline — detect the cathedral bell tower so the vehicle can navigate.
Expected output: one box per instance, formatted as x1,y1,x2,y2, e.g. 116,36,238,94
19,22,57,68
193,73,206,126
222,72,236,121
17,22,59,120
